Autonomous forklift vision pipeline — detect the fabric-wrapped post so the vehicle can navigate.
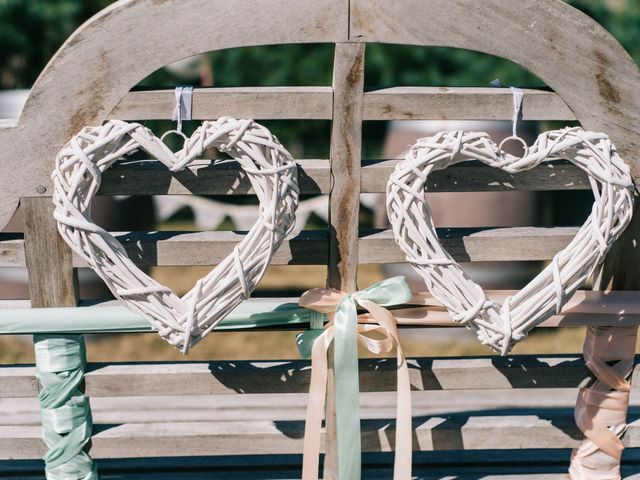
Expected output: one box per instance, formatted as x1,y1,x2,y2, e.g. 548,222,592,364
34,334,97,480
570,326,638,480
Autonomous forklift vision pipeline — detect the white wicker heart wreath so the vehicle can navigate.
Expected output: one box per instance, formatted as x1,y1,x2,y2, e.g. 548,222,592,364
387,127,634,354
52,117,299,353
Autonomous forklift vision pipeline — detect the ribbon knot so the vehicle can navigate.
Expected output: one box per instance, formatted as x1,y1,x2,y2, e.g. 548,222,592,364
297,276,413,480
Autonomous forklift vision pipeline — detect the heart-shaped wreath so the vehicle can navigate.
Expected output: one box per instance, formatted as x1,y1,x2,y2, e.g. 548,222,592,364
52,117,299,353
387,127,634,354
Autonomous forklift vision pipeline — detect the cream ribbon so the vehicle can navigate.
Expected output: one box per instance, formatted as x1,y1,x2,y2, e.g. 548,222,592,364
298,277,413,480
570,325,637,479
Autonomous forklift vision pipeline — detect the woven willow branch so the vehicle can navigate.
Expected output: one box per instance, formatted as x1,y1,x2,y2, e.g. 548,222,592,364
387,128,634,354
52,118,299,352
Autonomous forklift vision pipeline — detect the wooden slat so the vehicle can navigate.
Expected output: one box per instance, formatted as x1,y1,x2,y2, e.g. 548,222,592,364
90,159,591,196
0,227,587,267
21,197,78,307
0,231,326,267
73,230,328,267
3,355,638,399
99,159,329,195
360,159,590,192
1,413,638,459
0,366,39,398
109,87,334,120
363,87,576,121
108,86,576,122
358,227,580,263
0,233,24,267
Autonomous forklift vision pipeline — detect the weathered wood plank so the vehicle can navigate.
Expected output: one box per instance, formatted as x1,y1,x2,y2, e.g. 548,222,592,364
79,230,328,267
359,227,581,263
0,233,24,267
0,231,325,267
92,159,590,196
21,197,78,307
0,366,39,398
98,159,329,195
3,355,638,399
1,414,638,459
109,87,333,120
0,389,607,427
328,43,366,291
0,227,594,267
364,226,579,263
363,87,576,121
326,42,367,478
361,160,590,192
108,86,575,122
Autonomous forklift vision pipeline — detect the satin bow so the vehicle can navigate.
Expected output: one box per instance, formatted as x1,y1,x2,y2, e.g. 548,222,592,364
297,276,413,480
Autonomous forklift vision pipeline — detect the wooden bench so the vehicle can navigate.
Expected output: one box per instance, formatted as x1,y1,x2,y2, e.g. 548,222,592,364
1,0,640,478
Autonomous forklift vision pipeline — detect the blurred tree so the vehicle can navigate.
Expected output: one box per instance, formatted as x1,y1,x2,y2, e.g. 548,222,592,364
0,1,112,88
2,0,638,90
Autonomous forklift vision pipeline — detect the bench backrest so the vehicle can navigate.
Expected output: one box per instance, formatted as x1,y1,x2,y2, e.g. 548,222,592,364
1,0,639,477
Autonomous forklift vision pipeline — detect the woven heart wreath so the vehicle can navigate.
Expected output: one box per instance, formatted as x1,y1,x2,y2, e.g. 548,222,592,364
387,127,634,354
52,117,299,353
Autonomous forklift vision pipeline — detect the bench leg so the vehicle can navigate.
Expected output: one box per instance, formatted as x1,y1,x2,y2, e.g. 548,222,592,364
34,334,98,479
570,325,637,479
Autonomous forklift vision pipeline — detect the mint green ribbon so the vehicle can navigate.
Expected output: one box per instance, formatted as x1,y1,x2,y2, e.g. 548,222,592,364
34,335,98,480
298,276,412,480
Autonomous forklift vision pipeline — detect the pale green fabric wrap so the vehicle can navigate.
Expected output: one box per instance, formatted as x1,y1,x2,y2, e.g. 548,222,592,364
34,335,98,480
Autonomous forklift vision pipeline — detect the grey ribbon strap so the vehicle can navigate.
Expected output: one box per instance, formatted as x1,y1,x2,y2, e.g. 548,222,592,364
171,86,194,131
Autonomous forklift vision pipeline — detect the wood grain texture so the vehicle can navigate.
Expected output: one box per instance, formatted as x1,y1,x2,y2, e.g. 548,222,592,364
328,43,366,291
108,86,574,122
98,159,330,196
0,227,589,267
325,42,367,479
1,413,639,459
3,355,638,399
93,159,588,196
363,87,576,121
21,197,78,307
358,227,581,263
109,87,333,120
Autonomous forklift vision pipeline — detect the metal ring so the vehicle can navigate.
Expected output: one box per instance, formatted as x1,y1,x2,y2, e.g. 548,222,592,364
498,135,529,158
160,129,189,149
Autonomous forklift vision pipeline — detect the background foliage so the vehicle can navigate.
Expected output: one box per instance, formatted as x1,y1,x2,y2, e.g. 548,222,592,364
1,0,638,90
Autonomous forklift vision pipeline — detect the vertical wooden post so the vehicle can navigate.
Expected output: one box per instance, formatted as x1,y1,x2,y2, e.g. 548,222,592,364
325,42,365,479
328,42,365,292
22,197,78,307
22,197,96,478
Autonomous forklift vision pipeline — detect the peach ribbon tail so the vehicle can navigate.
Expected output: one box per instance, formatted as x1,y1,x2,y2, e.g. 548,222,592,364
299,289,412,480
570,325,637,480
